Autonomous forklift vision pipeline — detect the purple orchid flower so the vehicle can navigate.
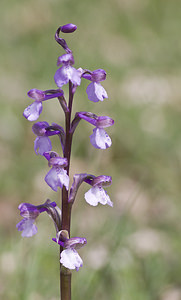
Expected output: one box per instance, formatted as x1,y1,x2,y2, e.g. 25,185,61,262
23,89,63,121
84,175,113,207
82,69,108,102
78,113,114,149
52,231,87,271
32,122,65,155
44,151,69,192
16,201,57,237
54,53,81,88
32,122,52,155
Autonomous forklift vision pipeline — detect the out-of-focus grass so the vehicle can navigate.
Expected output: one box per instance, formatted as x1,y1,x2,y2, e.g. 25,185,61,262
1,0,181,299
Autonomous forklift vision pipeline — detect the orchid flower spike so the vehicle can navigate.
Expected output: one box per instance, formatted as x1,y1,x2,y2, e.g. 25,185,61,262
23,89,63,121
16,200,57,237
54,53,81,88
82,69,108,102
52,231,87,271
78,113,114,149
44,151,69,191
84,175,113,207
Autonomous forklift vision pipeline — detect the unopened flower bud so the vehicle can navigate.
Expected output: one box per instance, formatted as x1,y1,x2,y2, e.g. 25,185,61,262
60,23,77,33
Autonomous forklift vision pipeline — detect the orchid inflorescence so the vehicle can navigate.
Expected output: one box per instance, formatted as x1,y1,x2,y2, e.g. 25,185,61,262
17,23,114,275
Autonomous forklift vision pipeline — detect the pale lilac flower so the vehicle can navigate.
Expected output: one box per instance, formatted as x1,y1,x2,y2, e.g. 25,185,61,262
32,122,52,155
52,233,87,271
23,89,63,121
32,122,63,155
54,53,81,88
44,152,69,191
16,201,56,237
82,69,108,102
78,113,114,149
84,175,113,207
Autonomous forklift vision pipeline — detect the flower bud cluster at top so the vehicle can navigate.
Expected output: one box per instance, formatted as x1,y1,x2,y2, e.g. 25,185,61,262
17,23,114,271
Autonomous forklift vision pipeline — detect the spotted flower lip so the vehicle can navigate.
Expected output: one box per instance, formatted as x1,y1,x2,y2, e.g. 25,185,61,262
84,175,113,207
23,101,43,122
52,232,87,271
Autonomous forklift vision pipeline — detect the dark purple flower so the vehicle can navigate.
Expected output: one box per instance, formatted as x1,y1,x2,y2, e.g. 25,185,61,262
53,231,87,271
78,113,114,149
23,89,63,121
54,53,81,88
16,201,57,237
82,69,108,102
44,152,69,191
84,175,113,207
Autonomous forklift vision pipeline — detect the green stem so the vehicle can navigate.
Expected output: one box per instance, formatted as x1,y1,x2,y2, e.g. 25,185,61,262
60,81,74,300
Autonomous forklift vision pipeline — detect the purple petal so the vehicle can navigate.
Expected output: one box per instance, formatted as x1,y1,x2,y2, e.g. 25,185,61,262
18,203,40,218
92,175,112,187
86,82,108,102
90,128,112,149
77,112,97,126
45,168,60,192
54,66,81,87
48,157,68,168
32,121,49,136
57,53,74,66
23,101,43,121
34,136,52,155
64,237,87,250
16,219,38,237
45,167,69,191
60,249,83,271
27,89,45,101
96,116,114,128
91,69,107,82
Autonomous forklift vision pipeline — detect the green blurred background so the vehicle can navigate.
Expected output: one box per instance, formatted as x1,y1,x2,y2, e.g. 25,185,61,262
1,0,181,299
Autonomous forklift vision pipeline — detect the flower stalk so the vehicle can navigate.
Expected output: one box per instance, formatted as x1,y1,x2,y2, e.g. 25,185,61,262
17,23,114,300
